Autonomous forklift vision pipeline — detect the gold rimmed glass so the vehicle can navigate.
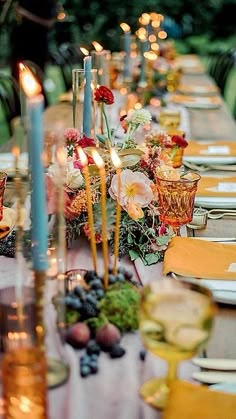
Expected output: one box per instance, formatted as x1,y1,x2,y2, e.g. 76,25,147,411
139,277,215,409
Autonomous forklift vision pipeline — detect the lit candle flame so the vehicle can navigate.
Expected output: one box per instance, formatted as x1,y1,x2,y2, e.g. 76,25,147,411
144,51,158,60
77,146,88,167
158,30,167,40
110,148,121,169
92,41,103,52
80,47,89,56
19,63,42,97
91,149,105,168
120,22,130,33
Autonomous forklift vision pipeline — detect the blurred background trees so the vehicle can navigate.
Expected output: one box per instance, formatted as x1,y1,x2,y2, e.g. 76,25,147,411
0,0,235,65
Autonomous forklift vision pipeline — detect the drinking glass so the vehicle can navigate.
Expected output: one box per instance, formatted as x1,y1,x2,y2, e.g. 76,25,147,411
139,277,215,409
159,110,181,130
0,171,7,221
155,171,201,235
72,68,98,137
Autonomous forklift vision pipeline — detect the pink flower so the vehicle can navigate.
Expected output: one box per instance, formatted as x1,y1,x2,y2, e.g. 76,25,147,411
109,169,154,208
64,128,80,144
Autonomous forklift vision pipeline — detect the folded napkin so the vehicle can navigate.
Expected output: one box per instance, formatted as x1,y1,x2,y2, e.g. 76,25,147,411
178,84,219,95
163,237,236,280
196,175,236,197
163,380,236,419
185,140,236,157
170,94,221,106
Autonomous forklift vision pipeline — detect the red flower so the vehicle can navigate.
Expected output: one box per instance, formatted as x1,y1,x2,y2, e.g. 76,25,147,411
171,135,188,148
83,223,102,243
77,135,96,148
94,86,114,105
120,114,128,133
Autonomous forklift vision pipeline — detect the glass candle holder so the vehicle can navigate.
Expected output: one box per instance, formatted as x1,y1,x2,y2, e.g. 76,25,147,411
72,68,98,137
0,286,48,418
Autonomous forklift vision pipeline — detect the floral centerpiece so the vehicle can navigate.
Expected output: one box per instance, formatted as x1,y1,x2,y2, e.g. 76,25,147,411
46,85,186,266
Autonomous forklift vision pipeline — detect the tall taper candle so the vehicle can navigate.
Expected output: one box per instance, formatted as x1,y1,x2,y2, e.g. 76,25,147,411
91,149,109,288
77,146,98,272
110,149,122,275
120,23,131,81
138,38,148,87
20,66,48,271
83,56,92,136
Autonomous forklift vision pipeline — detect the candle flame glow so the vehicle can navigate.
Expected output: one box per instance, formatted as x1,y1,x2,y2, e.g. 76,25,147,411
80,47,89,56
92,41,103,52
19,63,42,97
110,149,121,169
144,51,158,60
91,149,105,169
120,22,130,33
77,146,88,167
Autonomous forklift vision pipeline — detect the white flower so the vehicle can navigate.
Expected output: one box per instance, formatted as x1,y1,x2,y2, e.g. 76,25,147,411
48,160,84,190
126,109,152,126
109,169,154,208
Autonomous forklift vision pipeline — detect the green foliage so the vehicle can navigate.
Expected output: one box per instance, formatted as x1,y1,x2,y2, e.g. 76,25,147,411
97,282,140,332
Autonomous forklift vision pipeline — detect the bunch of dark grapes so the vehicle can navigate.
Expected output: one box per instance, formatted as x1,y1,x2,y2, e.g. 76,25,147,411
0,231,16,258
63,267,138,377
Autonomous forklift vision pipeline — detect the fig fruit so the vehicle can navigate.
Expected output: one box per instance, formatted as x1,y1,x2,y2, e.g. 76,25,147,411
96,323,121,350
66,322,91,349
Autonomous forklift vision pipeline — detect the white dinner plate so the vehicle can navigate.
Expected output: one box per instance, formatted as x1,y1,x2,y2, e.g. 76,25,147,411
193,358,236,371
192,371,236,384
194,196,236,209
0,152,28,176
172,274,236,306
183,156,236,165
210,382,236,394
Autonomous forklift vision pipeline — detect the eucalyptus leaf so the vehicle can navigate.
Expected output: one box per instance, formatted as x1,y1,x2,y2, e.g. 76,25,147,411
144,253,160,265
120,154,141,167
129,249,139,261
118,148,144,157
96,134,106,144
156,235,172,245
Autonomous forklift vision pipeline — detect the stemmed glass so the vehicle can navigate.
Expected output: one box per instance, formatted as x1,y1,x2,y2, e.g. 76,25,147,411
155,171,201,236
139,277,215,409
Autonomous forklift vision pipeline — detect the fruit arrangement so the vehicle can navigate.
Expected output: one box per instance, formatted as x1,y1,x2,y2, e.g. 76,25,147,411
59,267,141,378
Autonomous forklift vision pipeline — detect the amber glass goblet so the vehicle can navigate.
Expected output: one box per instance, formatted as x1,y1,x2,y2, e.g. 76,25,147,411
156,171,201,235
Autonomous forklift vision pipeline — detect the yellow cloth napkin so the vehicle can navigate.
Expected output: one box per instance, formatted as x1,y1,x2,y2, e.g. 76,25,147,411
185,140,236,157
171,94,221,106
196,175,236,197
163,380,236,419
163,237,236,280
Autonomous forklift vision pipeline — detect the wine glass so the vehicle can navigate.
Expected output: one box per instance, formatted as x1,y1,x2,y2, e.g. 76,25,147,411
139,277,215,409
155,171,201,236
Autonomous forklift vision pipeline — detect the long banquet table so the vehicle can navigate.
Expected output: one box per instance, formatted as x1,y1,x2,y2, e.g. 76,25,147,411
0,56,236,419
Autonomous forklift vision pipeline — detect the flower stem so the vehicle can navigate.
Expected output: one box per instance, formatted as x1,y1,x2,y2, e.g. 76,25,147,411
102,102,111,145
